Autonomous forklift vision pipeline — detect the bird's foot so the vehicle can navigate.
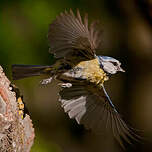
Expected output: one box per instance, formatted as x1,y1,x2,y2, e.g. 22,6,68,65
58,83,72,88
41,77,52,85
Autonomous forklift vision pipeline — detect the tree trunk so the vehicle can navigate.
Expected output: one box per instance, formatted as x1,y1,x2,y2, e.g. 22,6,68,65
0,66,35,152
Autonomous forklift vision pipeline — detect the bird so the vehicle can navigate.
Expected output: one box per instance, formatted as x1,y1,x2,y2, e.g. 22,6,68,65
12,9,138,148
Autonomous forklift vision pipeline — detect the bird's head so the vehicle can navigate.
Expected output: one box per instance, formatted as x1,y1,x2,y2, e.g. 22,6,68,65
97,56,125,75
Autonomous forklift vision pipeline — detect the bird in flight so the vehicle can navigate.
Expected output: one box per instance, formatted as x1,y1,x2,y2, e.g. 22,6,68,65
12,9,138,148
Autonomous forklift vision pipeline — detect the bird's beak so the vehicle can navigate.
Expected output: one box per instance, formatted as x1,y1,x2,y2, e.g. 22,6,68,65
119,67,125,72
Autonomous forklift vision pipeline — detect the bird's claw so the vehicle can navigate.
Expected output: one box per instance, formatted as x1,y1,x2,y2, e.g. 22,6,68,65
41,77,52,85
58,83,72,88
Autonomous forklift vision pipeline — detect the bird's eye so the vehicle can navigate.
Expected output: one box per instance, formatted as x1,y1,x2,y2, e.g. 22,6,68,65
112,62,117,66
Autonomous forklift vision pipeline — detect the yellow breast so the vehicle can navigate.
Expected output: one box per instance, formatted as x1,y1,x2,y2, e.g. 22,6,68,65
76,58,109,85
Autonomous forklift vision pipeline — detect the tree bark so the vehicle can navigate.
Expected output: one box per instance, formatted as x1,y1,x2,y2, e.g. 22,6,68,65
0,66,35,152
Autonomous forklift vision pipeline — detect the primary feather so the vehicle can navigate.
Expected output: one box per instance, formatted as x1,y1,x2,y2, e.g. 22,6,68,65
48,9,102,59
59,81,137,148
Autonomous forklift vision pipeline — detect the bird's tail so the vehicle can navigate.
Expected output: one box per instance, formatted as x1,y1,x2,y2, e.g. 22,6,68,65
12,64,52,80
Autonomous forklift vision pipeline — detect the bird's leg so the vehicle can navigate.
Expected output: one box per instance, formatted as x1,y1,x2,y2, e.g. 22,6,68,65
41,77,53,85
58,83,72,88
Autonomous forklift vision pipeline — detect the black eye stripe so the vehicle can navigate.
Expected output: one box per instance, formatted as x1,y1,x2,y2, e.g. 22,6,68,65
109,61,117,66
113,62,117,66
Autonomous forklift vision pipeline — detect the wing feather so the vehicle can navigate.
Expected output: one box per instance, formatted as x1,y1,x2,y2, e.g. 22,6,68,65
59,82,139,148
48,9,103,60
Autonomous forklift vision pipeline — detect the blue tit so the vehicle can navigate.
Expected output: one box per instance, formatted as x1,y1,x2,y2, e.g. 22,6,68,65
12,9,138,148
98,56,125,74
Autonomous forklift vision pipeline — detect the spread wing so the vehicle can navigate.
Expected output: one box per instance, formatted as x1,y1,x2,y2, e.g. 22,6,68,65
48,9,103,60
59,82,137,148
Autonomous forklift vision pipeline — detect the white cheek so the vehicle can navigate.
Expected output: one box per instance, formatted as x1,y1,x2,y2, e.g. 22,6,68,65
103,64,117,74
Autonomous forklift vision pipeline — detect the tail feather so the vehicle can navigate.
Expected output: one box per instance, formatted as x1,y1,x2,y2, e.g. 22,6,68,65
12,64,52,80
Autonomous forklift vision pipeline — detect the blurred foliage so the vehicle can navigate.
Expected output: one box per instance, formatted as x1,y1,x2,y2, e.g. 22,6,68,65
1,0,152,152
31,133,62,152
